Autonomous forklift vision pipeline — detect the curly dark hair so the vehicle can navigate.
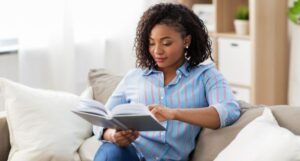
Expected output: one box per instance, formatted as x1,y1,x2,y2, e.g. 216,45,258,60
134,3,213,71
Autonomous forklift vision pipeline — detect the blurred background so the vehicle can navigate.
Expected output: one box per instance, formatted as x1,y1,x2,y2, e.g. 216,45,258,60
0,0,299,106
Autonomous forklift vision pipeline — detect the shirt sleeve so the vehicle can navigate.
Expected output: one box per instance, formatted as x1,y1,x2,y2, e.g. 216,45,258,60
92,71,130,140
202,67,241,128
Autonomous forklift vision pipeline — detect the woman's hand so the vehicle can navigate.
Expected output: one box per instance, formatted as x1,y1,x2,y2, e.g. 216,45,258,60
103,128,139,147
148,104,176,122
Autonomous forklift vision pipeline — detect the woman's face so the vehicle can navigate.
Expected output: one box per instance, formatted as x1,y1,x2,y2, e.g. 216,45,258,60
149,24,190,71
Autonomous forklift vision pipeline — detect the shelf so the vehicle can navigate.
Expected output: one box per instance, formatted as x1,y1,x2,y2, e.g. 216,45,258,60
181,0,288,105
178,0,213,9
229,83,251,89
209,32,250,40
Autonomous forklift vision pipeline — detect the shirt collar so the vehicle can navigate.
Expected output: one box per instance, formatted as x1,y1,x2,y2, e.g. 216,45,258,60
142,67,159,76
142,62,190,77
142,69,152,76
177,62,189,77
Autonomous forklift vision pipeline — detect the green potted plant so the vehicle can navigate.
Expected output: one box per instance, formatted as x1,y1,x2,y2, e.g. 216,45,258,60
234,6,249,35
288,0,300,25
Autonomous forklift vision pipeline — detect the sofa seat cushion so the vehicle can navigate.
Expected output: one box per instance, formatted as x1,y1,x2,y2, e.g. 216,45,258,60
78,136,102,161
0,78,92,161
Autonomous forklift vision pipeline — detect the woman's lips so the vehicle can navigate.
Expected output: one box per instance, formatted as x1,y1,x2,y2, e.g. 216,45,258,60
155,58,167,63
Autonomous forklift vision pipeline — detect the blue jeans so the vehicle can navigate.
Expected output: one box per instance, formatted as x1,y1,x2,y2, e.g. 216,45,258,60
93,142,144,161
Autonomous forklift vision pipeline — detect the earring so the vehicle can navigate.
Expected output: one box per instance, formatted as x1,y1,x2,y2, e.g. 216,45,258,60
184,46,190,60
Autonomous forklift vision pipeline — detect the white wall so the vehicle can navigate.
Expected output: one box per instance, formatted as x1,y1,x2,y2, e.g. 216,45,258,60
288,0,300,106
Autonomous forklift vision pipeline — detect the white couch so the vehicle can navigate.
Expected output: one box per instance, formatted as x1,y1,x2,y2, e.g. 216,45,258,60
1,70,300,161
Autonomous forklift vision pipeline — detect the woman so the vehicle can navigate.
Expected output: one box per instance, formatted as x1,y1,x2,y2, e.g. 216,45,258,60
93,3,240,161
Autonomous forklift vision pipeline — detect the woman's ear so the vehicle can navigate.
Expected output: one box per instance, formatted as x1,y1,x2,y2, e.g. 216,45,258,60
184,35,192,47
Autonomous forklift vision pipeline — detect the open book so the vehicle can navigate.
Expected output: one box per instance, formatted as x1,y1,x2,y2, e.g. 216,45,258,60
72,99,166,131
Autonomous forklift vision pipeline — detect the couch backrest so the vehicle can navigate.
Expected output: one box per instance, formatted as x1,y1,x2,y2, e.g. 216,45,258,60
88,69,122,104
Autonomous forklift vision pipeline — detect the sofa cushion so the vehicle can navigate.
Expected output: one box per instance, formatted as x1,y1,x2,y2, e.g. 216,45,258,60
0,90,4,111
214,108,300,161
78,136,102,161
0,78,92,161
88,69,122,104
191,106,300,161
270,105,300,135
191,106,263,161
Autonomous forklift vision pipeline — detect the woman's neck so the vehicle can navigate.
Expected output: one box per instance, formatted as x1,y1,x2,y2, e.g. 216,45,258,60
158,59,185,76
158,59,185,86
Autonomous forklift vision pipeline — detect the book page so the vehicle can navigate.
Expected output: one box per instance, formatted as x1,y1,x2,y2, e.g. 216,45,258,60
111,103,151,116
76,98,109,116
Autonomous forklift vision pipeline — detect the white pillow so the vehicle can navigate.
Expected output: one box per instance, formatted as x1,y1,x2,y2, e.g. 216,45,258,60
214,107,300,161
0,78,92,161
0,92,4,111
0,85,4,111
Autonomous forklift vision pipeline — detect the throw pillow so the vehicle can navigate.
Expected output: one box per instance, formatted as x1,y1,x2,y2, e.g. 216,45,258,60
214,107,300,161
0,89,4,111
191,107,263,161
88,69,122,104
0,78,92,161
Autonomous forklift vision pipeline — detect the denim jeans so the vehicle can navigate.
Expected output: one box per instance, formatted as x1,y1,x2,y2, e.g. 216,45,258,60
93,142,145,161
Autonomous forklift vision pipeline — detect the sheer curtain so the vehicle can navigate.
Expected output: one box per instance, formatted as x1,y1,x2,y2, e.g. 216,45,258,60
18,0,76,92
17,0,156,94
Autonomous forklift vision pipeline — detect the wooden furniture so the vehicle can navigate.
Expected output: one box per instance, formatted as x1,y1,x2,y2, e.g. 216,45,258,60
179,0,288,105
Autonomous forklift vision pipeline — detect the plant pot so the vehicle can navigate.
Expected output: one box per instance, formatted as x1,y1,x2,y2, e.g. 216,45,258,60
234,19,249,35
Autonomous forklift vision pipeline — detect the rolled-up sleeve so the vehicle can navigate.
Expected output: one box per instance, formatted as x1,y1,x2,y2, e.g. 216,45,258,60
203,67,241,128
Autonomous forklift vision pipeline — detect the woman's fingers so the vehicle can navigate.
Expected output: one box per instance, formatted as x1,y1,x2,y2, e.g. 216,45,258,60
116,139,130,147
113,130,139,147
149,106,164,121
148,104,159,111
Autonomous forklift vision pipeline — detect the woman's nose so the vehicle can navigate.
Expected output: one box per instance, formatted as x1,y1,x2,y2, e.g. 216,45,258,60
153,45,163,55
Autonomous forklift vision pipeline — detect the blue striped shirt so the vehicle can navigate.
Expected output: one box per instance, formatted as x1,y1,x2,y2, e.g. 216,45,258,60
93,62,240,161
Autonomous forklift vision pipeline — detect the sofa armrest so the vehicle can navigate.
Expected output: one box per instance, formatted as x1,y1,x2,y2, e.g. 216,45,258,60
0,111,10,161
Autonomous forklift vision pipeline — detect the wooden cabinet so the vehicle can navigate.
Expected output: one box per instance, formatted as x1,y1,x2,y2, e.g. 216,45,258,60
179,0,288,105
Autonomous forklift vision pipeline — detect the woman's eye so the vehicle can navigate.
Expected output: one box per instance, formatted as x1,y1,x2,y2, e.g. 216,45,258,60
163,41,172,46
